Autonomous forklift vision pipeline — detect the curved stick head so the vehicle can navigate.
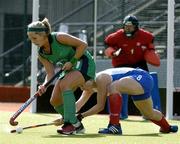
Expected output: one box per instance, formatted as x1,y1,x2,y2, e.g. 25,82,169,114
9,119,18,126
10,129,16,133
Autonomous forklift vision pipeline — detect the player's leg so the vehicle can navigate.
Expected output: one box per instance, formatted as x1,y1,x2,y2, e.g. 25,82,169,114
50,80,64,116
130,71,178,133
53,71,85,134
134,98,178,133
99,77,143,135
99,93,123,135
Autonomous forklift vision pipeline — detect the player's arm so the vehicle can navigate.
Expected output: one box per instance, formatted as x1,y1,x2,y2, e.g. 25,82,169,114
56,32,87,60
38,55,55,83
38,55,55,95
143,33,160,66
56,33,87,70
105,47,122,58
104,32,121,58
76,89,94,113
80,74,111,118
144,43,160,66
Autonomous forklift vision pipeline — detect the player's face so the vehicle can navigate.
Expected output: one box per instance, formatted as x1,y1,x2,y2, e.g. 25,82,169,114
124,24,135,33
28,32,47,47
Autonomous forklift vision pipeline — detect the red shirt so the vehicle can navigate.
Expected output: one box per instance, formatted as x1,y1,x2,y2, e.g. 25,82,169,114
105,28,154,67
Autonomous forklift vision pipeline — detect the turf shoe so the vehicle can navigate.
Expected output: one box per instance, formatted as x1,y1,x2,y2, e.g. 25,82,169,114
98,123,122,135
57,121,85,135
160,125,178,133
74,121,85,133
57,122,76,135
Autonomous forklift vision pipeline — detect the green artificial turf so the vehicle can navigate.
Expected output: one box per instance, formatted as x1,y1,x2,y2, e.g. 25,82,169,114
0,111,180,144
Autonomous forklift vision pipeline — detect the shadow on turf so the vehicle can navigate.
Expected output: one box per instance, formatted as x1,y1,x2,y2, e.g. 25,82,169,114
43,133,160,138
122,133,161,137
122,119,149,123
43,133,106,138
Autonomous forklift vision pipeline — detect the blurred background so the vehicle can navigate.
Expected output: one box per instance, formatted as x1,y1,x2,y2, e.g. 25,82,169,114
0,0,180,115
0,0,180,86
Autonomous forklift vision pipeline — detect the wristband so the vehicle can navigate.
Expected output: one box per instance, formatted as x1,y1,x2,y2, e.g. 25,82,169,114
70,57,78,65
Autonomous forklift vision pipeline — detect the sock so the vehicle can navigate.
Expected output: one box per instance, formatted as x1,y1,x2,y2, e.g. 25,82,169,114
62,90,77,124
150,116,170,131
109,93,122,125
54,104,64,116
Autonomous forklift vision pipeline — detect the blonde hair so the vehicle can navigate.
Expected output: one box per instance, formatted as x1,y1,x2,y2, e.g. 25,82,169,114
27,18,51,35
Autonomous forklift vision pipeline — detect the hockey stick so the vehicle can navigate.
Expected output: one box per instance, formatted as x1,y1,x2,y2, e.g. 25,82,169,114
10,122,54,133
9,69,63,126
10,118,64,133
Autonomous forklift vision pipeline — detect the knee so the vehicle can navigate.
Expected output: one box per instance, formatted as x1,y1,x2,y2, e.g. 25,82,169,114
50,96,62,107
142,110,160,120
142,113,152,119
139,109,154,119
58,79,75,91
58,81,66,91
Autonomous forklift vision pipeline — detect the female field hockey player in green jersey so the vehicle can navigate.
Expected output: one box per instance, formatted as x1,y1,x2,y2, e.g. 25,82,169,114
27,18,96,135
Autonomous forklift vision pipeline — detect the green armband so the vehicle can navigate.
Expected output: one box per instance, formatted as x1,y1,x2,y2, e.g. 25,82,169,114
70,57,78,65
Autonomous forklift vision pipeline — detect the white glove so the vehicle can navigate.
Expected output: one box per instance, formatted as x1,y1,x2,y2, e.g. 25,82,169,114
113,48,122,56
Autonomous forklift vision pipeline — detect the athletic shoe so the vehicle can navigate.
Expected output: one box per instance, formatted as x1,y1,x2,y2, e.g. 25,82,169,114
160,125,178,133
98,123,122,135
57,122,76,135
74,121,85,133
57,121,85,135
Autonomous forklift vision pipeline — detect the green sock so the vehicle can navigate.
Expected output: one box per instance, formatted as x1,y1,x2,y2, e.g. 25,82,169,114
62,90,77,124
54,104,64,116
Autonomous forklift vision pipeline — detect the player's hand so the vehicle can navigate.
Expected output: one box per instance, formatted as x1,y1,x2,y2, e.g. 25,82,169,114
62,62,73,71
37,85,46,96
113,48,122,57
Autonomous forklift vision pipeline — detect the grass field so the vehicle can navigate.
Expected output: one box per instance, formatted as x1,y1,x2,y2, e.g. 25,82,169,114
0,111,180,144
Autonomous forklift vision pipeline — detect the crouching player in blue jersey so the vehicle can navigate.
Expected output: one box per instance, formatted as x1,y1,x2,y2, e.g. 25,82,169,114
76,67,178,134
